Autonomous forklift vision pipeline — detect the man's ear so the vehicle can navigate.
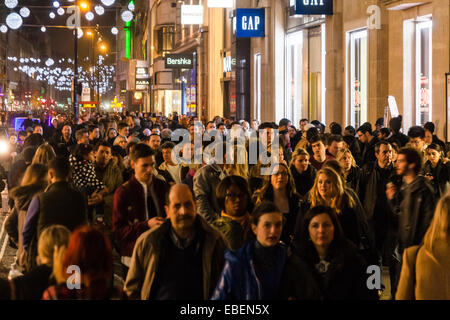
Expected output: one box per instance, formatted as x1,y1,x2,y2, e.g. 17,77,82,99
130,160,135,170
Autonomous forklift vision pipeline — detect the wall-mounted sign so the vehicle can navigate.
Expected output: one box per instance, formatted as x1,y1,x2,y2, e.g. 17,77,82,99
165,54,194,69
208,0,233,8
181,5,204,25
135,66,150,90
295,0,333,15
136,67,149,77
236,8,265,38
136,78,150,86
223,55,236,73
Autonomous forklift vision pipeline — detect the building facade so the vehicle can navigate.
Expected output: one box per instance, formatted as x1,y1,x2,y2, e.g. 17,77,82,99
140,0,449,141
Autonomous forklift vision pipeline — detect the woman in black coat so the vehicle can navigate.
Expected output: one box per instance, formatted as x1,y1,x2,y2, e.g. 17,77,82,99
292,205,378,300
422,144,450,198
336,148,362,192
290,148,316,197
292,167,375,265
252,163,301,246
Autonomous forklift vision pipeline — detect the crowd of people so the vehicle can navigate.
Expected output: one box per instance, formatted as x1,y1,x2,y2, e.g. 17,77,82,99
0,110,448,300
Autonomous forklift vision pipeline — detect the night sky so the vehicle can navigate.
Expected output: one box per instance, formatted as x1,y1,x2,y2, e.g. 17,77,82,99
2,0,124,62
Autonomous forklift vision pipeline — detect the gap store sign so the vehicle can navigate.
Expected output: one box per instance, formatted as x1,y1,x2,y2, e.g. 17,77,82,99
295,0,333,15
236,8,265,38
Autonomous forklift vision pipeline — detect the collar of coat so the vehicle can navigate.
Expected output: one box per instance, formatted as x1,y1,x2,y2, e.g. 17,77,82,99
146,214,223,250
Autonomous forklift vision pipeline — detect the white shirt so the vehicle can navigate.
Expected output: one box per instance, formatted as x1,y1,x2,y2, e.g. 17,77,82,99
166,164,182,184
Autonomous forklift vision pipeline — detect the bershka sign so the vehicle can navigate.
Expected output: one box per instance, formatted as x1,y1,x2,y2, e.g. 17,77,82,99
165,54,194,69
295,0,333,15
236,8,265,38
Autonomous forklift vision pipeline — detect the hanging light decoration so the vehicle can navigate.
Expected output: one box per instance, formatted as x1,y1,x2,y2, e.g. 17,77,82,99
49,12,56,19
41,26,46,32
0,25,7,33
53,1,60,8
101,0,115,6
128,2,135,11
45,58,55,67
6,12,22,30
85,11,94,21
57,8,65,15
19,7,30,18
121,10,133,22
111,27,118,35
4,0,18,9
77,27,84,39
95,5,105,15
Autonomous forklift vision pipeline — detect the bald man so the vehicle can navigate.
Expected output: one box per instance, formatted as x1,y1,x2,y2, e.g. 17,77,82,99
124,184,226,300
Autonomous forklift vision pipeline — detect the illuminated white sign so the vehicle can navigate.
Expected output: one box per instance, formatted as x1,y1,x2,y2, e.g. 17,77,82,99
181,5,204,25
208,0,233,8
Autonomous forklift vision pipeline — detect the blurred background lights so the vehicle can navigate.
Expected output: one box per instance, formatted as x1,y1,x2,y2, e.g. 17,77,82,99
101,0,115,6
4,0,18,9
6,12,22,30
95,5,105,15
121,10,133,22
19,7,30,18
85,12,94,21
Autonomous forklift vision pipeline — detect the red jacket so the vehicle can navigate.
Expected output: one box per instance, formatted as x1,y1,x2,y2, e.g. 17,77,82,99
112,175,169,257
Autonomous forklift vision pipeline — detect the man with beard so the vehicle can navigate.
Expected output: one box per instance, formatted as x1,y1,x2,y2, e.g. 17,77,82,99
124,184,226,300
386,147,436,296
113,144,169,272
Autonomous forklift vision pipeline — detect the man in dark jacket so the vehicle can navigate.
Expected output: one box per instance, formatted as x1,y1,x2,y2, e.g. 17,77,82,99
358,141,399,297
386,147,436,295
112,143,169,269
357,124,379,165
124,184,226,300
22,158,88,253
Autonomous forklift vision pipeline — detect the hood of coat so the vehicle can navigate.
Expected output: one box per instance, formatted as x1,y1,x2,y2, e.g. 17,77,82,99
10,183,47,210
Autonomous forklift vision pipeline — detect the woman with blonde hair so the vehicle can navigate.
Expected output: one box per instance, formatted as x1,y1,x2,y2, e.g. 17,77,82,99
396,193,450,300
293,167,371,261
5,164,49,272
7,225,71,300
32,143,56,165
252,162,301,245
336,148,361,191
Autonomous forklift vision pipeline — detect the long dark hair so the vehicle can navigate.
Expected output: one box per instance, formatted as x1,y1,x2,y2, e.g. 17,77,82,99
254,162,299,206
294,205,346,263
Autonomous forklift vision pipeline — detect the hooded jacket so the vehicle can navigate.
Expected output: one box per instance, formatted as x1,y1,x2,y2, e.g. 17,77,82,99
211,240,319,300
6,183,46,272
396,241,450,300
